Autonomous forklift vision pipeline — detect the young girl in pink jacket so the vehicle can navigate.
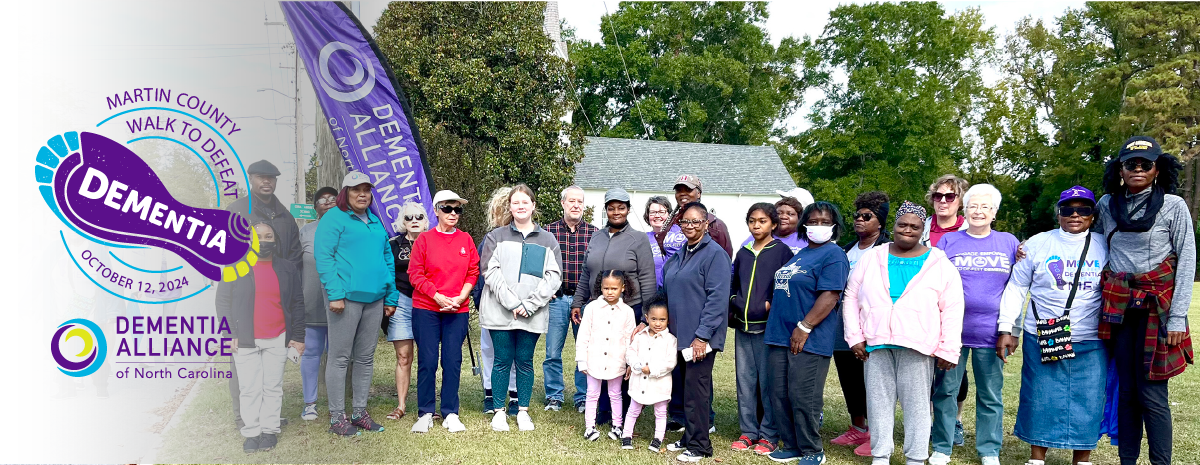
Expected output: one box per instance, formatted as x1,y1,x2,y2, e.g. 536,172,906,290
576,270,638,442
621,297,677,452
842,202,965,465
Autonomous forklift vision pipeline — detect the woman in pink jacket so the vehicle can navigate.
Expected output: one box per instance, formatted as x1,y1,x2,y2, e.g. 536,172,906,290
843,201,965,465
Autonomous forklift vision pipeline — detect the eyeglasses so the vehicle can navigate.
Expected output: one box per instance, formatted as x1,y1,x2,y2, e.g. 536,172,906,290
966,204,993,212
678,219,705,227
438,205,464,215
931,192,958,203
648,210,670,217
316,197,335,206
404,214,426,221
1058,206,1094,217
853,212,874,221
1123,159,1155,172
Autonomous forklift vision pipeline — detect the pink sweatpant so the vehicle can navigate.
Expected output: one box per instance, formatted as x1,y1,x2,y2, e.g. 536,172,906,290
584,374,623,429
623,399,669,440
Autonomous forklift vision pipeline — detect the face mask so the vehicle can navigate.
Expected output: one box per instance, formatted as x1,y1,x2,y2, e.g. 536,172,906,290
805,225,834,244
258,241,276,258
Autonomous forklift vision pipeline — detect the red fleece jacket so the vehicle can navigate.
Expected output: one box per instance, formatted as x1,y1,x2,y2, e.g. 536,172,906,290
408,229,480,313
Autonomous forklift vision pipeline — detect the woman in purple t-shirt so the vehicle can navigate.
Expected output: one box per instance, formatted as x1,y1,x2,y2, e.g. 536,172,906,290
927,184,1018,465
644,196,673,288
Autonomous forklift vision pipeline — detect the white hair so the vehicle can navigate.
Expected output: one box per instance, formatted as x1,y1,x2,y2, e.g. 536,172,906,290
560,185,585,202
962,183,1002,212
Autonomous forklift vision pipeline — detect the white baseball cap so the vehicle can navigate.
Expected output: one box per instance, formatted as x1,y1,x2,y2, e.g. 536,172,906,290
777,187,814,209
341,171,373,189
431,190,468,205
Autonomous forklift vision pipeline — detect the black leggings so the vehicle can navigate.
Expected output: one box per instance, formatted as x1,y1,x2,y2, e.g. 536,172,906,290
957,369,969,404
832,351,868,419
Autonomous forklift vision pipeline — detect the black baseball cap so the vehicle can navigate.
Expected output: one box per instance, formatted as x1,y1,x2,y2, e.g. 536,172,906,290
1118,136,1162,162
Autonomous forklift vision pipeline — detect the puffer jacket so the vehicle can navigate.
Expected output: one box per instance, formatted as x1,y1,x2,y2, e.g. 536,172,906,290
575,297,637,381
626,326,677,405
842,245,964,362
479,223,563,334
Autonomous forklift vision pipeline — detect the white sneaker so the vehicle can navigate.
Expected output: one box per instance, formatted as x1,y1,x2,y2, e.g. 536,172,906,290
928,451,951,465
516,410,535,431
709,425,717,434
411,413,433,433
982,457,1000,465
443,413,466,433
491,411,510,431
1075,462,1092,465
301,403,318,421
1024,461,1046,465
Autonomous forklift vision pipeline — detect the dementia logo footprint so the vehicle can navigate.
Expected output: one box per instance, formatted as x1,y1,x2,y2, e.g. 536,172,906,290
34,131,257,282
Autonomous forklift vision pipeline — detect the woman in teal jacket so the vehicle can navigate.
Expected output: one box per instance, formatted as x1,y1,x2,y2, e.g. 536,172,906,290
315,171,399,436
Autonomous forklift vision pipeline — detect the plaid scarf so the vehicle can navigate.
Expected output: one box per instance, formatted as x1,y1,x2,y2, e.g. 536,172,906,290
1099,254,1194,380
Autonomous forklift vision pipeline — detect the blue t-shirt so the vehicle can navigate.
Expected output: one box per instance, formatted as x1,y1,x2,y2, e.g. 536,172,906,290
766,242,850,356
867,250,930,353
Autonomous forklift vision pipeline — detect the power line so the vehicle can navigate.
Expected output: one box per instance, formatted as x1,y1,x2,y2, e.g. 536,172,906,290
602,1,652,139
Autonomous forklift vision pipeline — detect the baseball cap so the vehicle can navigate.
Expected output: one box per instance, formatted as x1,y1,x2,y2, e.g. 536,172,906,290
247,160,281,176
341,171,373,189
1058,185,1096,206
432,190,468,205
674,174,702,190
1118,136,1162,162
776,187,815,209
604,188,631,204
313,186,338,202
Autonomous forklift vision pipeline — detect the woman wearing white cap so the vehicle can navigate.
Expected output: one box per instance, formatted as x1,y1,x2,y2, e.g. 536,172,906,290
408,190,480,433
314,171,399,436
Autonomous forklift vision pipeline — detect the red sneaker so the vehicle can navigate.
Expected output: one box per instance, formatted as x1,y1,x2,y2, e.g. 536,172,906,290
731,435,754,451
854,441,872,457
831,426,870,446
753,439,776,455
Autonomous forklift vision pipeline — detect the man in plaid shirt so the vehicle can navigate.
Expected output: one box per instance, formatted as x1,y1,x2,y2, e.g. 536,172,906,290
542,185,598,412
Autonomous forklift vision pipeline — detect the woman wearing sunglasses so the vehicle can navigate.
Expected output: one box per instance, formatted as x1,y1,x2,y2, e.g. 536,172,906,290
383,201,430,422
408,190,480,434
298,186,338,422
997,186,1109,465
1093,136,1195,465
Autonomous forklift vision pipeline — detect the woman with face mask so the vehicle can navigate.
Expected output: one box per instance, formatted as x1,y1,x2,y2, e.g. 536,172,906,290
313,172,399,436
761,201,849,463
383,201,429,422
216,221,306,453
843,201,964,465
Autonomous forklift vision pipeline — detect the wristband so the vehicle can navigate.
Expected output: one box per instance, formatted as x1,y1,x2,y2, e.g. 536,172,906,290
997,331,1012,336
796,321,813,333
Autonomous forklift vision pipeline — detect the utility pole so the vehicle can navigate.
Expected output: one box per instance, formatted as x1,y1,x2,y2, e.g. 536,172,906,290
265,18,305,207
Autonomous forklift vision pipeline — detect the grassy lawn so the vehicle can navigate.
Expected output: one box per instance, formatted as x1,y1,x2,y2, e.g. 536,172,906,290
159,287,1200,464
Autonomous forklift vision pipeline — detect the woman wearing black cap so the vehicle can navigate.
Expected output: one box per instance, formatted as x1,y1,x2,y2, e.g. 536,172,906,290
1093,136,1195,465
830,191,889,456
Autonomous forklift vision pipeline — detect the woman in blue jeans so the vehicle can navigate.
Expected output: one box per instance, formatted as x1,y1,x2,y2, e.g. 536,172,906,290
384,201,428,421
298,186,337,421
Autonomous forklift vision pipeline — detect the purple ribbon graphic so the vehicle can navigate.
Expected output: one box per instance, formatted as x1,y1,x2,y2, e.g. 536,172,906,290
54,132,251,280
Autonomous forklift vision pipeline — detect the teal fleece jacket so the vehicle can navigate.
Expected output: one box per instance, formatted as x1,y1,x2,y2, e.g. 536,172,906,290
314,207,398,306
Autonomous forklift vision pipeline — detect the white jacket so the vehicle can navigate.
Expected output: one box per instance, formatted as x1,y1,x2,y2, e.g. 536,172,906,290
626,326,677,405
575,297,637,381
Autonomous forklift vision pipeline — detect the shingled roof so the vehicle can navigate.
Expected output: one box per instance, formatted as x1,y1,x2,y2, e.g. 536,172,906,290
574,137,797,195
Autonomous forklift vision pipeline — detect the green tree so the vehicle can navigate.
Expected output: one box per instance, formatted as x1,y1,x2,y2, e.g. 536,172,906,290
568,1,807,145
374,2,585,235
791,2,994,234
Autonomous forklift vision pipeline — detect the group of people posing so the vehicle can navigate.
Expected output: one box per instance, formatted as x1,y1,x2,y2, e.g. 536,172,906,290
217,135,1194,465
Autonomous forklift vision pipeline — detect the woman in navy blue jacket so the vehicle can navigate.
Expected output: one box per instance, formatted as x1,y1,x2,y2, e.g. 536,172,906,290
662,201,732,463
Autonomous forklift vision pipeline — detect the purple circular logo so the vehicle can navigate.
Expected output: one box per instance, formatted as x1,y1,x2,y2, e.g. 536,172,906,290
51,319,107,377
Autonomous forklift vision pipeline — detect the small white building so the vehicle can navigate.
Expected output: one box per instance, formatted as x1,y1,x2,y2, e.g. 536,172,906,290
574,137,798,247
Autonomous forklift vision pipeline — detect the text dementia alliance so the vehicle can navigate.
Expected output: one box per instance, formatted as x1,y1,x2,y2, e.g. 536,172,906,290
114,316,235,357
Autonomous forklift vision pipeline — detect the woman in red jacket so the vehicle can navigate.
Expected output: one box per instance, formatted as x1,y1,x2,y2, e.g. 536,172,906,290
407,190,480,434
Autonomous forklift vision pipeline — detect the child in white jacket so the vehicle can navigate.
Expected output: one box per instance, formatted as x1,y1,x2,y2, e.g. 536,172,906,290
621,297,677,452
576,270,637,441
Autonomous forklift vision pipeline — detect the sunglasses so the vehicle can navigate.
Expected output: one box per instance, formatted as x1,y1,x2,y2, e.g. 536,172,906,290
1122,159,1155,172
438,205,464,215
1058,206,1095,217
853,212,874,221
404,214,426,221
931,192,958,203
315,197,335,206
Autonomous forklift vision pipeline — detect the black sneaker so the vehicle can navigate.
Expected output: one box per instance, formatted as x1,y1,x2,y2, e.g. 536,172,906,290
621,437,633,449
648,438,663,452
507,393,519,416
608,425,623,440
257,433,277,451
666,440,686,452
351,411,385,432
483,395,496,414
279,418,288,429
667,420,685,433
544,399,563,411
329,414,361,436
575,400,586,413
243,435,260,454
